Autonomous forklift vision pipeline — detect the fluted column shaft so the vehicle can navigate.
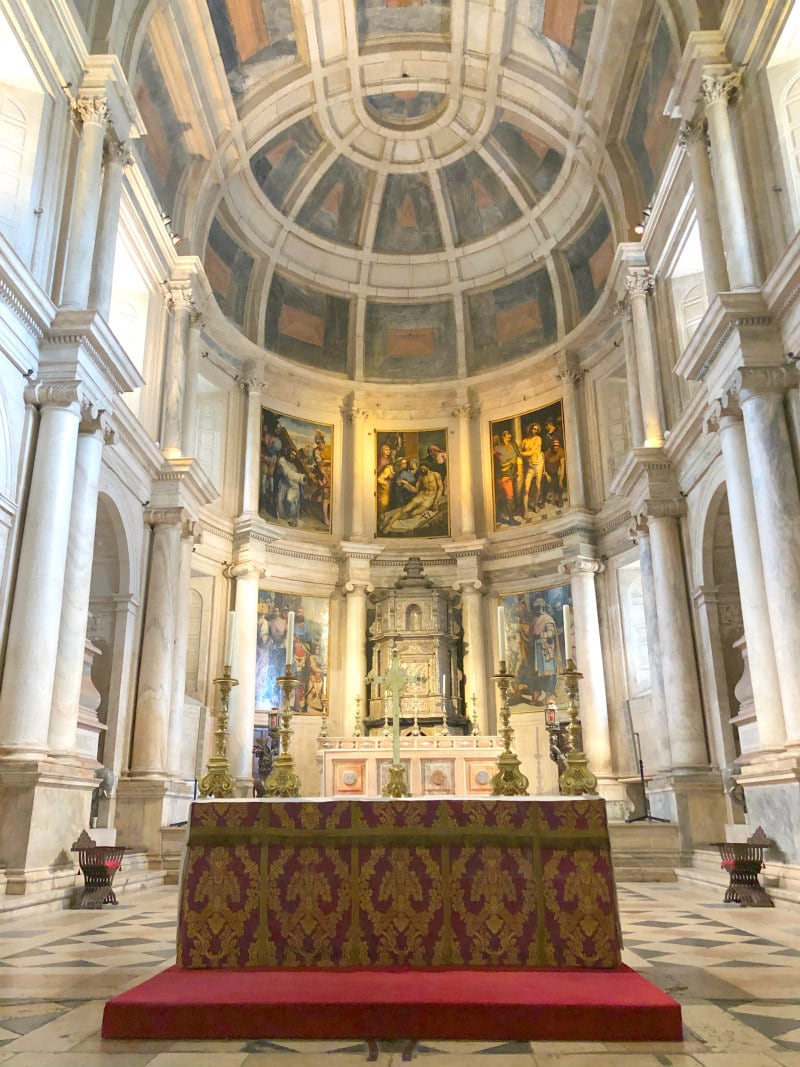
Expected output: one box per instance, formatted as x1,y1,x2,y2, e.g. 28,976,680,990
679,120,729,298
458,584,488,732
702,70,759,290
0,385,83,755
708,399,785,750
735,367,800,742
626,269,665,448
180,311,203,458
228,567,258,786
161,288,193,458
647,509,708,768
559,558,612,776
129,513,182,774
166,523,198,776
631,518,672,771
88,139,130,317
61,97,109,309
49,415,110,755
241,378,265,515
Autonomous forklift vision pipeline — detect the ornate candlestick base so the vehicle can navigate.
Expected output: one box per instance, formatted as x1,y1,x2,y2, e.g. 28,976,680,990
264,665,302,798
490,662,529,796
198,667,238,798
383,762,410,797
558,658,598,797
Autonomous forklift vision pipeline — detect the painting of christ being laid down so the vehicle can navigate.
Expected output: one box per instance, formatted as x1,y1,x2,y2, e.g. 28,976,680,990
376,428,450,538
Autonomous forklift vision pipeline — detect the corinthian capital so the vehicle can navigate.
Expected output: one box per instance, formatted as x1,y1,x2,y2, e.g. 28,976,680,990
451,401,480,421
704,392,741,435
628,514,649,543
701,68,742,107
678,118,709,152
104,138,133,168
625,266,654,299
166,283,196,315
558,556,605,578
74,95,110,128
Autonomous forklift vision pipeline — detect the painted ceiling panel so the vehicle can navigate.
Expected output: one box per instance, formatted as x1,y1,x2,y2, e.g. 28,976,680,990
440,153,523,246
356,0,451,44
295,157,371,247
207,0,297,98
250,120,324,211
466,268,557,374
374,174,445,253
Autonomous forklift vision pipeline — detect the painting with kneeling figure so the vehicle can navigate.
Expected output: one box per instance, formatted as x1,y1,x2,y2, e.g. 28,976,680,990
259,408,333,533
375,428,450,538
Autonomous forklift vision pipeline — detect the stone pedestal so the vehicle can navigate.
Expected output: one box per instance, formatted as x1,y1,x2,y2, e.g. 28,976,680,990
114,776,194,855
647,772,728,856
735,755,800,865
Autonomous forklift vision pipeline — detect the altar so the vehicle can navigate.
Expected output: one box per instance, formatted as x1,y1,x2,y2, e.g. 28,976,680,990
176,795,622,971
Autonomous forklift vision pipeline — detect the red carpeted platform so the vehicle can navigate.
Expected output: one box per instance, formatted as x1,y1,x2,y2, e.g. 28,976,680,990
102,965,682,1043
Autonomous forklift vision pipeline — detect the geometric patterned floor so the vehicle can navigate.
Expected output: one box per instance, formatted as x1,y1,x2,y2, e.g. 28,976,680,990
1,880,800,1065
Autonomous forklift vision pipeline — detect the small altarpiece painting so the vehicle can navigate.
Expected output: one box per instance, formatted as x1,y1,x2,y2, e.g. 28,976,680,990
259,408,333,533
255,589,329,714
500,583,572,711
376,428,449,538
490,401,567,529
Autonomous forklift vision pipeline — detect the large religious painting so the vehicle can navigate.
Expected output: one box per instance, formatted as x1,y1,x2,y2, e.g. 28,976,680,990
490,401,567,529
259,408,333,533
255,590,329,714
500,584,572,710
376,429,450,538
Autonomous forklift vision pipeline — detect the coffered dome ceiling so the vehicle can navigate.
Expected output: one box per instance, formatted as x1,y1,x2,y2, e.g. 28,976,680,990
126,0,679,381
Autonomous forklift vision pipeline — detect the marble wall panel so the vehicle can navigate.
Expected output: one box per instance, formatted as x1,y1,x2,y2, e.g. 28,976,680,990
204,217,254,327
565,209,613,317
255,588,329,713
500,583,573,710
133,38,192,218
625,17,677,201
296,156,370,246
364,300,457,380
265,273,350,373
490,401,567,528
207,0,297,100
356,0,450,43
250,119,323,211
259,408,333,533
440,152,522,245
375,427,450,538
374,174,445,253
465,267,557,373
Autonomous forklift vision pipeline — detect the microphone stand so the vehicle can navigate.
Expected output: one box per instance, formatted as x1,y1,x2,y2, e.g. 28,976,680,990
626,731,669,823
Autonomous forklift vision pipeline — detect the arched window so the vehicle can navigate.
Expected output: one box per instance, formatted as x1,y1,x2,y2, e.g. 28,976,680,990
783,72,800,214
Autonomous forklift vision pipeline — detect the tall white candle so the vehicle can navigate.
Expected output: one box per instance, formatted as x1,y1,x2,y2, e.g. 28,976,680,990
224,610,236,667
563,604,572,662
441,672,446,693
497,604,507,662
286,610,295,664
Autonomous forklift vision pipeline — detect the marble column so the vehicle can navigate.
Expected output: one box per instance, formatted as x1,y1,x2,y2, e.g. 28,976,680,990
341,399,369,540
0,383,83,756
49,412,113,756
678,118,730,298
227,564,259,790
61,96,109,310
646,503,709,769
617,299,645,448
556,356,587,509
626,267,665,448
161,286,193,458
734,365,800,743
559,557,613,777
456,581,489,732
128,510,183,775
88,138,131,318
180,311,203,459
706,396,785,750
629,517,672,771
241,376,266,516
166,520,200,777
344,581,370,734
452,399,479,537
701,69,759,290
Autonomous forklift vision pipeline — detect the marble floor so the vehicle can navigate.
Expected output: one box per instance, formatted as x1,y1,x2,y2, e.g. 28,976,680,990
1,880,800,1066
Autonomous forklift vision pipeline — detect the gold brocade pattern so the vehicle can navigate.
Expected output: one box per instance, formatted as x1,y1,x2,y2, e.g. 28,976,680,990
180,846,260,967
541,849,619,967
449,847,534,966
263,846,350,966
358,847,443,966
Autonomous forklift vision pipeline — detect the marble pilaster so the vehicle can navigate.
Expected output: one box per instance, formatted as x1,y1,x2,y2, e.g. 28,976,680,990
61,95,109,309
626,267,665,448
166,519,201,778
341,398,369,540
161,284,193,458
180,310,204,458
49,412,114,757
88,138,132,317
678,118,730,298
555,353,587,509
227,562,260,791
456,582,489,733
241,374,267,516
616,298,645,448
451,396,479,537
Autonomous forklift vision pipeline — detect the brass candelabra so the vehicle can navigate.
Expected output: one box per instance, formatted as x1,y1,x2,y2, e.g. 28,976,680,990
198,666,238,798
263,663,302,797
557,658,598,796
490,661,529,796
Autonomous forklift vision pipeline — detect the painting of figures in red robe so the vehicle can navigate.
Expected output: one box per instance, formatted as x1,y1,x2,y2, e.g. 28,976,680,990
491,401,567,529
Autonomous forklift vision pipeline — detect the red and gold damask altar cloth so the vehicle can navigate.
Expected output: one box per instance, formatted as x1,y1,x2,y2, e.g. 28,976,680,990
176,797,622,971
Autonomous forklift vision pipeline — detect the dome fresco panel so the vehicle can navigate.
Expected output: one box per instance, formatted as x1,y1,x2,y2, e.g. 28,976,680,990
565,209,614,317
522,0,598,73
265,273,351,375
465,268,557,375
439,153,523,246
295,157,371,247
250,120,324,211
365,91,446,126
207,0,297,100
364,300,458,381
205,219,254,328
374,174,445,253
490,121,564,201
356,0,451,44
625,17,678,201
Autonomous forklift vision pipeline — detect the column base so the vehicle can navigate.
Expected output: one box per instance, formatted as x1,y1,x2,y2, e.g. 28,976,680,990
735,753,800,864
115,776,194,854
646,770,728,856
595,777,634,822
0,757,95,898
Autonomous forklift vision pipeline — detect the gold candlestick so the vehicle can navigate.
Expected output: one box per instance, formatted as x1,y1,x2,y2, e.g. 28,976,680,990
198,666,238,798
490,661,529,796
353,694,363,738
557,658,598,796
264,663,302,797
470,693,480,736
